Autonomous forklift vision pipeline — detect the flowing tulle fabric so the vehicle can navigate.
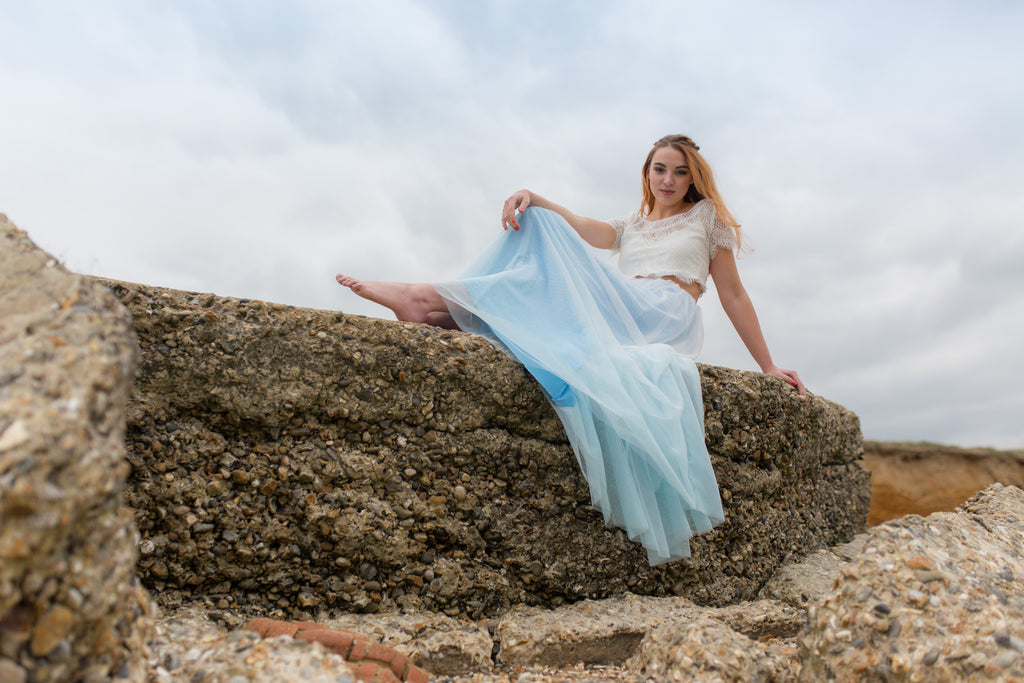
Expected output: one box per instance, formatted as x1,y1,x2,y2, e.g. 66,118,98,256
434,207,724,564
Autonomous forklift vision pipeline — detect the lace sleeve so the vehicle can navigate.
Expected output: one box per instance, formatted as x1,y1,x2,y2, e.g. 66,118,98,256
607,215,631,253
702,203,737,259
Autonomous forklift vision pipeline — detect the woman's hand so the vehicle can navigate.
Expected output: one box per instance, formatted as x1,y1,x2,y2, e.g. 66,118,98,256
765,365,807,399
502,189,532,231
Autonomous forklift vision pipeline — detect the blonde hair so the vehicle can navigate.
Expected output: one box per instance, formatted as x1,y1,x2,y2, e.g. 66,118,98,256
640,135,747,252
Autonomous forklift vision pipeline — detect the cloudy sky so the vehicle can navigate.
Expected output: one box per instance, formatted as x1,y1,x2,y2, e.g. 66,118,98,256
2,1,1022,449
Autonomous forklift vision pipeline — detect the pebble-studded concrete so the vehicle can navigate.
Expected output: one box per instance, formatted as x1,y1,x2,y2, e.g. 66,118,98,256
101,276,869,623
1,215,153,682
800,484,1024,681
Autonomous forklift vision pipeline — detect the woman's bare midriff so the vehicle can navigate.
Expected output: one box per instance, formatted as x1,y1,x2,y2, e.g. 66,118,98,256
638,275,701,302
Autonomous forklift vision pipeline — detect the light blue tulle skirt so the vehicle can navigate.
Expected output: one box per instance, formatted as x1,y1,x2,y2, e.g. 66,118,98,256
435,207,724,564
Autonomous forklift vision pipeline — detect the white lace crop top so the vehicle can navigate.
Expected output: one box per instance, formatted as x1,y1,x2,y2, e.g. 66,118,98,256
608,199,737,296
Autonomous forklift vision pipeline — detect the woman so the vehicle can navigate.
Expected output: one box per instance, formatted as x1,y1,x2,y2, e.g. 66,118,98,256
336,135,804,565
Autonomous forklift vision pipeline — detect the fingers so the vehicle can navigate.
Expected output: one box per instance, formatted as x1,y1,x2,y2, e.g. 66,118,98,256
501,190,529,231
793,375,807,399
516,191,531,214
500,198,513,230
501,205,520,231
502,203,522,230
767,367,807,400
783,369,807,399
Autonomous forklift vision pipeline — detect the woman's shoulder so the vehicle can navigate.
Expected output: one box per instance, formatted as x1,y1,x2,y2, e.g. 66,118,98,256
608,211,642,232
691,198,716,217
689,199,730,231
611,209,643,222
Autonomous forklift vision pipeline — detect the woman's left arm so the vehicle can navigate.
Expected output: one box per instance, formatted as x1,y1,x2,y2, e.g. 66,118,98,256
709,249,807,398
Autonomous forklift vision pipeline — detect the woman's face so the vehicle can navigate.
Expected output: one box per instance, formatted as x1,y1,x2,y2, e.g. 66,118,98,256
647,146,692,212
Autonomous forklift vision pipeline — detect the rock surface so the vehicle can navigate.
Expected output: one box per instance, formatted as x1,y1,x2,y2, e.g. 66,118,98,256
149,612,355,683
148,593,807,681
319,612,494,676
99,277,868,620
495,594,804,669
627,616,796,682
143,482,1024,682
758,534,867,609
864,440,1024,525
800,483,1024,681
0,216,153,681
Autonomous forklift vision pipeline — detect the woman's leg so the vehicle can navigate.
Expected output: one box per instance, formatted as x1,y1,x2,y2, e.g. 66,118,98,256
424,311,459,329
335,275,452,325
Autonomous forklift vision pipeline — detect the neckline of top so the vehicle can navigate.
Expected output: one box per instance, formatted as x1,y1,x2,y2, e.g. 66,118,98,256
641,199,706,224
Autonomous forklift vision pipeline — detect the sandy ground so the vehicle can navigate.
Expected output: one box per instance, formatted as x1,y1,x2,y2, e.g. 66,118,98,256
863,441,1024,525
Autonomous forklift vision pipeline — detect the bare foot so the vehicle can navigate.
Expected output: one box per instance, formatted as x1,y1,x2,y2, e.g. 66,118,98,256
336,275,447,324
425,311,459,330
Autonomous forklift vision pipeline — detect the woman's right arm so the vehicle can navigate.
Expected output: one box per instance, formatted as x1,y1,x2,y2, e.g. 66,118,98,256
502,189,617,249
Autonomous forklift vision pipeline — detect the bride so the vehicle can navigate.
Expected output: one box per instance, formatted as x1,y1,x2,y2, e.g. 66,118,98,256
336,134,804,564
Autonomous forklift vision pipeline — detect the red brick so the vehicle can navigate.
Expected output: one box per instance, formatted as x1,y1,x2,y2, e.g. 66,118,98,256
402,662,431,683
296,629,356,658
243,619,423,680
351,661,376,680
294,620,329,633
245,618,299,638
336,628,364,641
388,652,411,679
348,639,370,662
354,661,400,683
244,618,274,636
365,641,400,665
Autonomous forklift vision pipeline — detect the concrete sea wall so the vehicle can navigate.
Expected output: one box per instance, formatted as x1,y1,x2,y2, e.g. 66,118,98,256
0,216,152,683
102,277,869,620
